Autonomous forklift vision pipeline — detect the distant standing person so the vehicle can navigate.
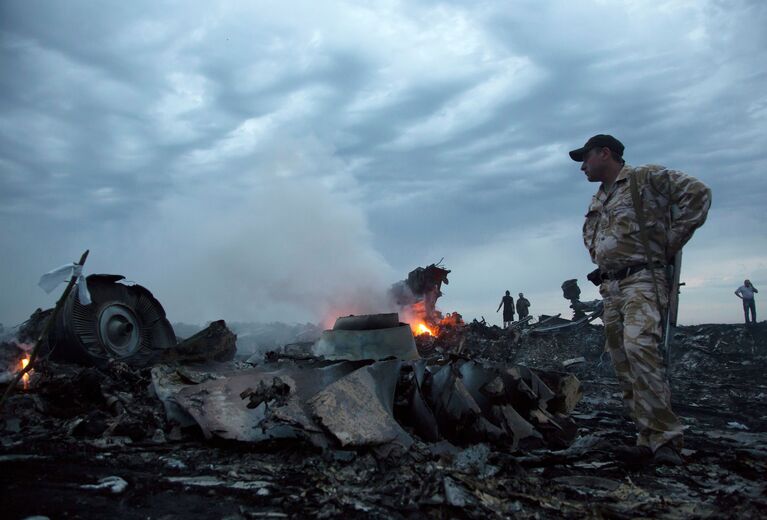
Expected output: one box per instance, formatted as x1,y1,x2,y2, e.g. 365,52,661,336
516,293,531,320
735,279,758,325
496,291,514,328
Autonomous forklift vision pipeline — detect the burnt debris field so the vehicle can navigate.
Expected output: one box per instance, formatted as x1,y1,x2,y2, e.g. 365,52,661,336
2,310,766,519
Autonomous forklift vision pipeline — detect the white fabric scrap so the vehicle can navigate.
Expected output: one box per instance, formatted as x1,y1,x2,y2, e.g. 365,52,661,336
38,263,91,305
81,476,128,494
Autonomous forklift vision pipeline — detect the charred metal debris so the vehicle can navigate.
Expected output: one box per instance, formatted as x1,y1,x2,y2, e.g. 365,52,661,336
2,271,767,518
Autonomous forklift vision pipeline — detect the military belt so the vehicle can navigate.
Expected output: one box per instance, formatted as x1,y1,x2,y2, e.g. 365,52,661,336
600,262,666,282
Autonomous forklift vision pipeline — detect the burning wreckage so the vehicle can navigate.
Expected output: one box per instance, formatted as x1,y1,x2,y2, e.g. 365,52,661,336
2,259,767,518
2,263,580,451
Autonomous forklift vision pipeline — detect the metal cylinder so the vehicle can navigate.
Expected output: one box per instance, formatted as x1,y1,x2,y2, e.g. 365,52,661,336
48,274,177,366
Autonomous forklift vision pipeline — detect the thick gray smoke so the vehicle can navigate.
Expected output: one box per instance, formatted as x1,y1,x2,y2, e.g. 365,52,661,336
125,136,399,326
0,134,399,328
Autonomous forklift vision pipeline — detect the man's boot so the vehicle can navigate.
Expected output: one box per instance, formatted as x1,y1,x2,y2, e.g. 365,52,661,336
653,444,684,466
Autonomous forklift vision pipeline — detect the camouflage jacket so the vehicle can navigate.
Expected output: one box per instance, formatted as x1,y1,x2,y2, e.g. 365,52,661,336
583,164,712,273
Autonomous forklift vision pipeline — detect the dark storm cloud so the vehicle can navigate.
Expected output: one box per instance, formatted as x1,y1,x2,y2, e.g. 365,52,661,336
1,0,765,326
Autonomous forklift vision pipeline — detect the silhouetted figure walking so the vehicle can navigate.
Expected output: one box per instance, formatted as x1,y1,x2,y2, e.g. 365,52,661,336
496,291,514,328
516,293,531,320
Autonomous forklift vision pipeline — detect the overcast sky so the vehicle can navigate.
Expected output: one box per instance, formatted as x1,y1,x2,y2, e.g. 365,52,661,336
2,0,766,329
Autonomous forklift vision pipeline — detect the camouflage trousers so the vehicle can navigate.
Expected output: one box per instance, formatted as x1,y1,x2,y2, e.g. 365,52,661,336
600,269,683,452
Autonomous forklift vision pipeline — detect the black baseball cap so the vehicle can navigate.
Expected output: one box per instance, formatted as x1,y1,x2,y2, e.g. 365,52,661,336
569,134,625,161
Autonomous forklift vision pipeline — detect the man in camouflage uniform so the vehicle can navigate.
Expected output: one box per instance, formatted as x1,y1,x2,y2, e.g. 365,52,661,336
570,134,711,465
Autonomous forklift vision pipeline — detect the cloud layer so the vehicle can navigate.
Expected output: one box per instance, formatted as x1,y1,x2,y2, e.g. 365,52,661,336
1,0,766,326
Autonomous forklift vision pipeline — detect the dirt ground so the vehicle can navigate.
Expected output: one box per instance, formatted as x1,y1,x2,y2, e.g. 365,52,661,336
2,321,766,519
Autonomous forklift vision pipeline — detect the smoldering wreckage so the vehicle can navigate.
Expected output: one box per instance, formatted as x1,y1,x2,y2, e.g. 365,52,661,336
1,258,766,519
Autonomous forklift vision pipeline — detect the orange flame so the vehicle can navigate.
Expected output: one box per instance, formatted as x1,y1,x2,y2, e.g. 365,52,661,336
19,355,31,390
412,322,435,336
